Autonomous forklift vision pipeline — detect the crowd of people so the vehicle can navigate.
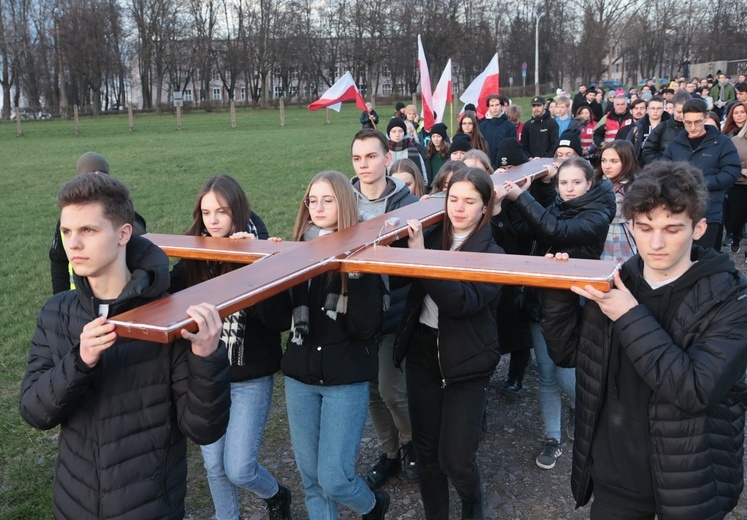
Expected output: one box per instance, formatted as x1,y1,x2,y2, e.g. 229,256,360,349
18,69,747,520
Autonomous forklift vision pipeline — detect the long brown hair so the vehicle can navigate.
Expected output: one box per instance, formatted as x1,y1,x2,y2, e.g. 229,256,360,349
184,174,252,286
724,102,747,136
595,140,639,185
457,111,490,154
442,167,495,250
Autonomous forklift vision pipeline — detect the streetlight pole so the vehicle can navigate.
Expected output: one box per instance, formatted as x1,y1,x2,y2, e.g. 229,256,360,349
534,11,545,97
54,8,68,118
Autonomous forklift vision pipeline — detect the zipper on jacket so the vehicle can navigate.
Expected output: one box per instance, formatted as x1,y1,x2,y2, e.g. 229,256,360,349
436,334,446,388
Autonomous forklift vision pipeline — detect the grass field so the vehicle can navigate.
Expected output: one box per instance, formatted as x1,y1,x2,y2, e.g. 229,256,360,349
0,97,541,518
0,104,380,518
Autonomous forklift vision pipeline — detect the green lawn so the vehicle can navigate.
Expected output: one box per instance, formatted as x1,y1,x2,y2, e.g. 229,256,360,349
0,97,542,518
0,105,368,518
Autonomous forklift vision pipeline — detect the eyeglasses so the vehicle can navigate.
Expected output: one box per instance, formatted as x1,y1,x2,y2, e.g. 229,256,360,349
683,119,704,127
304,196,336,209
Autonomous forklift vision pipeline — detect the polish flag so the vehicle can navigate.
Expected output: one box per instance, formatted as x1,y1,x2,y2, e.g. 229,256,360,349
459,54,500,119
432,59,452,124
308,71,367,112
418,35,435,131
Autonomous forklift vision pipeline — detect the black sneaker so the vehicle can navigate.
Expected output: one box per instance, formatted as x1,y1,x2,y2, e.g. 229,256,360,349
362,489,390,519
266,485,292,520
723,236,733,247
536,439,562,470
400,442,418,480
567,406,575,441
731,241,741,254
500,379,523,397
365,453,400,489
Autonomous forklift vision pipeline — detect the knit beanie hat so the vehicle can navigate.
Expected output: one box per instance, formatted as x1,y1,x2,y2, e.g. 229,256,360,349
387,117,407,137
430,123,448,141
464,103,476,113
76,152,110,175
554,128,583,157
395,102,406,111
449,134,472,154
496,139,528,167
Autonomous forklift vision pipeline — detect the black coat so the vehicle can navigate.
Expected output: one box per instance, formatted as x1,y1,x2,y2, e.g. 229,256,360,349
20,235,231,519
509,178,616,260
394,223,503,383
521,109,560,158
281,271,384,386
662,125,741,223
640,117,684,165
541,248,747,519
479,114,517,168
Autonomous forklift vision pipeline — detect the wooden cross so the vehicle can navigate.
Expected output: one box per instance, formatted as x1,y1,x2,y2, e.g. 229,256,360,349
111,159,619,343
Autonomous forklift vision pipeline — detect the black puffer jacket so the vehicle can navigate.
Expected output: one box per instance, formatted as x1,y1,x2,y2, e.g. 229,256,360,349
542,248,747,519
394,223,503,383
640,117,684,165
509,178,616,260
20,235,231,520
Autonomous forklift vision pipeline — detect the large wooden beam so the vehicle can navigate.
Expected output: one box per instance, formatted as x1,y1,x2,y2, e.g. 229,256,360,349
341,247,618,291
111,158,594,343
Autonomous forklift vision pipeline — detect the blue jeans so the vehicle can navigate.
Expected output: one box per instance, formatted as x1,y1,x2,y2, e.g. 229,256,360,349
284,377,375,520
201,376,279,520
531,322,575,440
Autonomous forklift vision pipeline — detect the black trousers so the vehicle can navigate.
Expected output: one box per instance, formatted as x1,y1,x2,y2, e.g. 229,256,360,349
695,221,722,251
406,326,488,520
590,499,656,520
729,184,747,243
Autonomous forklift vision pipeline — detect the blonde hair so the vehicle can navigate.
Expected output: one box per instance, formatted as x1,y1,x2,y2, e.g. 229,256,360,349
292,171,359,241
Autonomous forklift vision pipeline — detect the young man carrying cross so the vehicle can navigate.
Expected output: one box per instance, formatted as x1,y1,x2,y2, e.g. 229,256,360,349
541,161,747,519
20,173,231,519
350,129,420,490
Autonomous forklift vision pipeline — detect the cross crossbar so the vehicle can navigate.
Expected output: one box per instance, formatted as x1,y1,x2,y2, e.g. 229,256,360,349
110,158,618,343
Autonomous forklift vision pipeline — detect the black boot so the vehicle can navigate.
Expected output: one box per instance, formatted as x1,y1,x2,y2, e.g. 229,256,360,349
461,488,483,520
400,442,418,480
362,489,390,520
364,453,401,489
266,485,292,520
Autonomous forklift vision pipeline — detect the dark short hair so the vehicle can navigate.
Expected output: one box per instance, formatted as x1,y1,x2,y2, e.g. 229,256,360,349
735,82,747,93
622,161,707,224
58,172,135,228
352,128,388,153
486,94,509,106
682,98,708,116
672,91,692,106
630,98,647,109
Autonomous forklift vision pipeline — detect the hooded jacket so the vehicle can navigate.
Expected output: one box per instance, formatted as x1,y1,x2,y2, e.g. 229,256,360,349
662,125,741,223
508,178,616,260
625,112,670,165
521,109,560,158
20,235,231,519
542,247,747,519
394,223,503,384
479,113,517,168
351,176,419,334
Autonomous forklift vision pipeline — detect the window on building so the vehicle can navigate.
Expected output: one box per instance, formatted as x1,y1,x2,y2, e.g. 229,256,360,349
382,67,390,77
382,83,392,95
274,86,283,98
289,85,298,97
240,87,247,100
213,88,222,100
184,89,193,101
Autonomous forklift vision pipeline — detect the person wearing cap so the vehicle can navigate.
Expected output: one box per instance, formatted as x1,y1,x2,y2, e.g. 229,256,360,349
448,134,472,161
386,117,429,184
479,94,516,170
520,96,559,159
49,152,148,294
393,102,406,119
360,102,379,130
425,123,450,186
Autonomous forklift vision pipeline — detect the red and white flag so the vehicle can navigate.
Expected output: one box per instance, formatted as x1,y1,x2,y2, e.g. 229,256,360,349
459,54,500,119
308,71,367,112
417,35,435,131
432,59,452,124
